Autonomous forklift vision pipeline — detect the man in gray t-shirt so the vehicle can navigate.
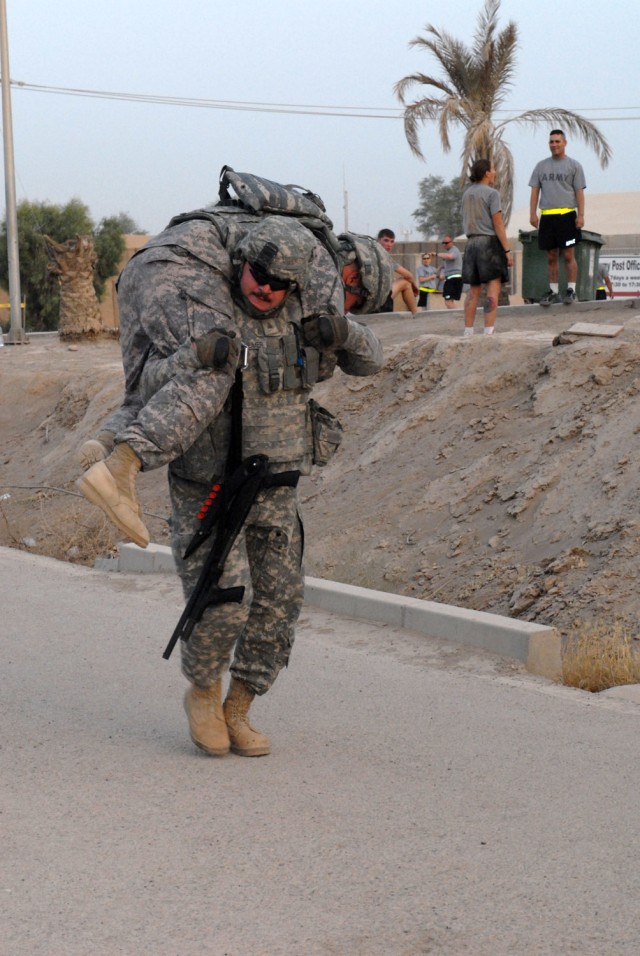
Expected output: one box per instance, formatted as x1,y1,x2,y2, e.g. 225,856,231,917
437,235,463,309
529,129,586,306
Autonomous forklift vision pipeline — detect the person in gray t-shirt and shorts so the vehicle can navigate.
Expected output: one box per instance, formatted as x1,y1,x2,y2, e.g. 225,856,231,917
461,159,513,336
529,129,586,307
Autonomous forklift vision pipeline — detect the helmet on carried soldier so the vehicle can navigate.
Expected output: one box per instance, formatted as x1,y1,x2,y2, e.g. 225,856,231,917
337,233,394,315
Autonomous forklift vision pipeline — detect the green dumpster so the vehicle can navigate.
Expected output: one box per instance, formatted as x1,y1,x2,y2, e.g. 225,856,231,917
518,229,605,303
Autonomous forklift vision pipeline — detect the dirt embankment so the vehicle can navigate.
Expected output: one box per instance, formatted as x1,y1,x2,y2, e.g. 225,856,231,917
2,308,640,637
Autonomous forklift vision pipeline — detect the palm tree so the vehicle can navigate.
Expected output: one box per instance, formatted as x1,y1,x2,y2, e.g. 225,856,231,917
394,0,611,226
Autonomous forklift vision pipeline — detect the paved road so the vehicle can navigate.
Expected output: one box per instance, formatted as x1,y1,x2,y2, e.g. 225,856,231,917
3,547,640,955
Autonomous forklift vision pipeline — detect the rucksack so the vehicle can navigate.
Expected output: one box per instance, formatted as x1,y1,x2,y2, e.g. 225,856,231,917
216,166,341,265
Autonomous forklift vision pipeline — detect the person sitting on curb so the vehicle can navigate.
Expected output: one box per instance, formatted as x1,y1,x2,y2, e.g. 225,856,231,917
376,228,419,316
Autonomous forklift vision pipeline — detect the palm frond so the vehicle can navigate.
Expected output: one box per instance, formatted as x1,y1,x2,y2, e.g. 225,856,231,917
409,32,475,100
472,0,501,64
505,109,612,168
492,139,515,225
488,23,518,105
394,72,454,105
395,0,611,199
401,96,452,158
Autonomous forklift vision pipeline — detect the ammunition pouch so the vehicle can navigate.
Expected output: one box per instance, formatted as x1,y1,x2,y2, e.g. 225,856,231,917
309,399,343,466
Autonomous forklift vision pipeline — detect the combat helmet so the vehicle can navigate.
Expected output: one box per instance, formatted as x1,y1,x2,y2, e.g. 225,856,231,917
234,216,317,289
337,232,394,315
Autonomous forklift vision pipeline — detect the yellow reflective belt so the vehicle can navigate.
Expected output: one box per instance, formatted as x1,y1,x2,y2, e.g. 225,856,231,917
540,207,575,215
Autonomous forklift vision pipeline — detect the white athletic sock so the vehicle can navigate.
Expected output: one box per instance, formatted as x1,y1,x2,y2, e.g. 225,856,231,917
484,327,495,335
550,283,559,293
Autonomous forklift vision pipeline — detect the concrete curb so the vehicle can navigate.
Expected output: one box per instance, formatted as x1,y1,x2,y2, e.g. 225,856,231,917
104,543,562,681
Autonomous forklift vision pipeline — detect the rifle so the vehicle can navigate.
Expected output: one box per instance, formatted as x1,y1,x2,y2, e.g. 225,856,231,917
162,454,299,660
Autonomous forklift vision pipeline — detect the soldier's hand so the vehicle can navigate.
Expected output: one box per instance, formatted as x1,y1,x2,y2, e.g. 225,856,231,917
302,314,349,350
193,329,240,376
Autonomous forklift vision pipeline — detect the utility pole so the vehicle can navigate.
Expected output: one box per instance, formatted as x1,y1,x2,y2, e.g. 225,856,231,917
342,166,349,233
0,0,27,344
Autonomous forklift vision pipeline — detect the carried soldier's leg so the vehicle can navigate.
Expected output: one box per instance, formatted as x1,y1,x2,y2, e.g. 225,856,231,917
76,441,149,548
77,258,235,545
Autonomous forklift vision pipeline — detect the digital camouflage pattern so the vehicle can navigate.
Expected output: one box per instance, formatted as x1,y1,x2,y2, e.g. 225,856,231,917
219,165,333,227
338,233,395,316
171,479,303,693
103,208,383,693
233,216,317,288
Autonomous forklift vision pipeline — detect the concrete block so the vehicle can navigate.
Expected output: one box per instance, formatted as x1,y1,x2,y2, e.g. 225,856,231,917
303,576,562,680
119,542,176,573
93,555,120,573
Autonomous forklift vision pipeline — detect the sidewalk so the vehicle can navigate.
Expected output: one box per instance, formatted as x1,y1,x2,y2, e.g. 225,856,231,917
3,546,640,955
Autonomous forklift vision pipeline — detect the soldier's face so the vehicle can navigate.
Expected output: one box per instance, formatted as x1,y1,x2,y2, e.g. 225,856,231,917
549,134,566,158
378,235,394,253
239,262,289,312
342,264,364,313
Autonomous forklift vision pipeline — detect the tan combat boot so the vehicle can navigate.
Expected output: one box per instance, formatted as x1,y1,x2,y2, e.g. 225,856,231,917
76,442,150,548
223,678,271,757
78,430,116,471
184,680,230,756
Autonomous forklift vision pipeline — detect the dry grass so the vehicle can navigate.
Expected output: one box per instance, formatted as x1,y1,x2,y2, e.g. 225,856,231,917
562,620,640,692
0,490,118,565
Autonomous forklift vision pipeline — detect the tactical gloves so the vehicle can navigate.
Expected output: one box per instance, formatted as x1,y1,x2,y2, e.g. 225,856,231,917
193,329,241,376
302,314,349,350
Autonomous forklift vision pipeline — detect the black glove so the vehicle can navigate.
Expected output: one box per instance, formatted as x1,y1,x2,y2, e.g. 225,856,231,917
193,329,240,376
302,314,349,349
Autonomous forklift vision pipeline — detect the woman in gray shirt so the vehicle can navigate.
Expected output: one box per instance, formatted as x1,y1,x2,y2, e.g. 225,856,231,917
461,159,513,336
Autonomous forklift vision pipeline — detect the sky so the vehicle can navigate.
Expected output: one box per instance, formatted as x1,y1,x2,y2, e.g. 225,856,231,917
2,0,638,240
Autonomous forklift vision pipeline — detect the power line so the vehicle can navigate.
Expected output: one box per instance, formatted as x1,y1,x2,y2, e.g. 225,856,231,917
11,81,401,119
9,79,640,123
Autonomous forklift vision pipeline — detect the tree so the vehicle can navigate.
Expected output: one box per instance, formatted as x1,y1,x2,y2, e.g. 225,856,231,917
44,234,103,339
0,201,142,331
93,217,127,299
413,175,465,239
394,0,611,226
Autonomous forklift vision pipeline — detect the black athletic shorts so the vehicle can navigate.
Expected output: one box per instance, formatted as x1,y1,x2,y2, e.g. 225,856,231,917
462,236,509,286
538,210,582,251
379,293,394,313
595,288,607,301
443,276,463,301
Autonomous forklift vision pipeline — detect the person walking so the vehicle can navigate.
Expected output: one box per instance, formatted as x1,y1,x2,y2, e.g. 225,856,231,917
529,129,586,306
595,261,614,300
460,159,512,336
77,172,392,759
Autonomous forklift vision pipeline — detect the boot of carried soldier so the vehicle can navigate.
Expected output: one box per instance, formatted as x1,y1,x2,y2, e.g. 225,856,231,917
76,442,150,548
184,680,230,756
78,430,116,471
223,678,271,757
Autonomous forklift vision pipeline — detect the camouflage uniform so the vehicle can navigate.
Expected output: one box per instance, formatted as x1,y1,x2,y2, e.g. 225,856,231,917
110,209,383,694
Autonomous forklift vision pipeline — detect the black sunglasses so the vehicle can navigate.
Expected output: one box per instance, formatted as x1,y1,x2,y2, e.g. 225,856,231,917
249,263,291,292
